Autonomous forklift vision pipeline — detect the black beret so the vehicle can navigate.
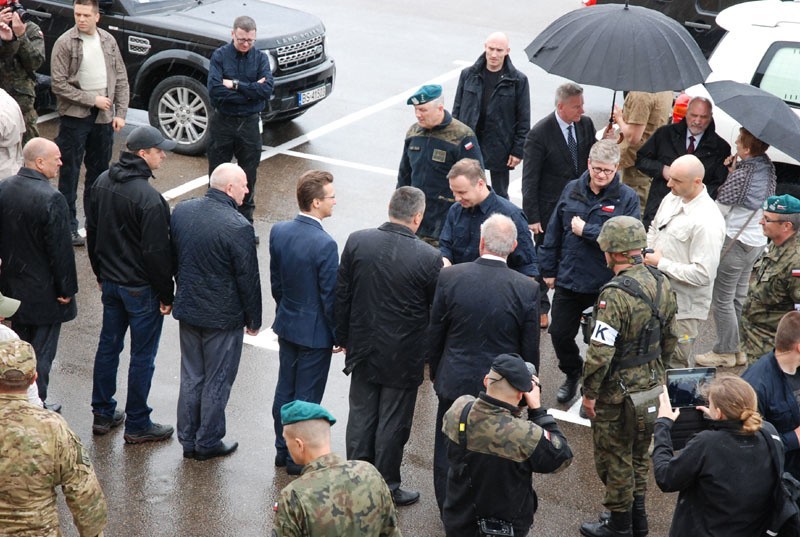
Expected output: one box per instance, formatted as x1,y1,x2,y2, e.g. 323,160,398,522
491,353,533,392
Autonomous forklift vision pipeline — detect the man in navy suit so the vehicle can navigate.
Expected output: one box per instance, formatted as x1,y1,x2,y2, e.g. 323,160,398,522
521,83,596,329
269,170,340,475
428,213,540,512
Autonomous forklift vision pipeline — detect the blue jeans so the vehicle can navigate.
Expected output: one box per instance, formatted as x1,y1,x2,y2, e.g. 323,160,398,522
272,338,331,456
91,281,164,433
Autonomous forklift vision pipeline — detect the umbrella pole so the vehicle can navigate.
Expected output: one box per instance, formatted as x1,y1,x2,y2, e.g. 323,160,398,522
609,91,616,126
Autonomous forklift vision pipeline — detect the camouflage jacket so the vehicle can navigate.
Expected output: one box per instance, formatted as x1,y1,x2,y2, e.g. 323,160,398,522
583,263,678,404
742,233,800,358
0,394,107,536
0,21,45,101
272,453,402,537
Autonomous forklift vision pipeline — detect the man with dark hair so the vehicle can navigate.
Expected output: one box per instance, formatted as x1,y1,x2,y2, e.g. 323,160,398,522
429,213,540,512
743,311,800,481
452,32,530,199
269,170,340,475
51,0,129,247
0,138,77,413
87,125,176,444
172,163,261,461
439,157,538,278
207,15,273,226
336,186,442,506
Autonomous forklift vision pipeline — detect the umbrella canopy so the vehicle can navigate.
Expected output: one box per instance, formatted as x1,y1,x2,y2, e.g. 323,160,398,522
525,3,710,92
706,80,800,162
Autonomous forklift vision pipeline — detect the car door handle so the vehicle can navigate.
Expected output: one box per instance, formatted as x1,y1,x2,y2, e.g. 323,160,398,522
684,21,712,30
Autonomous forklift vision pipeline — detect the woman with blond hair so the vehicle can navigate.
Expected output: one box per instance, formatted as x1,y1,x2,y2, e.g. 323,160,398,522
652,375,783,536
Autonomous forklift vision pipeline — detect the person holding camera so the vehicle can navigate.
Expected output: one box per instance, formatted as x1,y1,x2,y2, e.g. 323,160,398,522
652,376,784,536
441,353,573,537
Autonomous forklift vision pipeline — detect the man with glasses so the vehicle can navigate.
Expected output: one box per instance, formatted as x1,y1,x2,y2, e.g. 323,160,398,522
739,194,800,364
207,15,273,231
539,140,639,406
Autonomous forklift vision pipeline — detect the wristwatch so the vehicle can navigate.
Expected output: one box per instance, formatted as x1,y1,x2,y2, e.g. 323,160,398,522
232,79,239,91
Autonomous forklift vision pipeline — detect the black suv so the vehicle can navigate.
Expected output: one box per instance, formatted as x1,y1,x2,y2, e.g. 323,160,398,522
28,0,335,154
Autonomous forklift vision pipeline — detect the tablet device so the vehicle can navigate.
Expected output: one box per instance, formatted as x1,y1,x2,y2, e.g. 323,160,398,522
666,367,716,408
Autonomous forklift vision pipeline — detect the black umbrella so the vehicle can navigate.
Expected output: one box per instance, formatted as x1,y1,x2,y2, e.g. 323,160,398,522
705,80,800,162
525,2,710,122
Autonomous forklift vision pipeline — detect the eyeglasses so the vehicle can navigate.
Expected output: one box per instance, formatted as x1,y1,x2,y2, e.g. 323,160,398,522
235,38,255,45
590,167,616,176
322,195,336,200
762,217,788,224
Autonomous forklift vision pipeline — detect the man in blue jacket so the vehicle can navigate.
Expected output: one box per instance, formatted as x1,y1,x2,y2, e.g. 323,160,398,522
453,32,530,199
270,170,340,475
742,310,800,480
539,140,640,405
171,163,262,461
207,15,273,225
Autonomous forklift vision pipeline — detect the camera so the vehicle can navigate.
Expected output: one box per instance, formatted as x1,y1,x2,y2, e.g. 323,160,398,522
2,0,29,22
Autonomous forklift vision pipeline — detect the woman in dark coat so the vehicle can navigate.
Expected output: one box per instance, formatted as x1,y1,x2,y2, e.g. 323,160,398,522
652,375,780,537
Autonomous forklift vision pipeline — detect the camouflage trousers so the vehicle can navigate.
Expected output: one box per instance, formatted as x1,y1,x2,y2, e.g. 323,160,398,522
592,398,653,512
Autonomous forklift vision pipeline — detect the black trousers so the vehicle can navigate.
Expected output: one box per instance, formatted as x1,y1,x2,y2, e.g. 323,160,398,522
488,169,510,199
14,322,62,402
534,236,551,315
549,287,598,379
345,366,418,490
433,395,455,513
207,112,262,223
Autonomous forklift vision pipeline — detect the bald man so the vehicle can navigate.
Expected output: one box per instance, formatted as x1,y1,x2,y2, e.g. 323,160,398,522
644,154,725,367
0,138,78,412
453,31,530,199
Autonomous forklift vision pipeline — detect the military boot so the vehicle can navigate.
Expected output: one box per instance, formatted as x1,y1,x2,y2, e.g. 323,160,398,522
580,510,633,537
632,495,648,537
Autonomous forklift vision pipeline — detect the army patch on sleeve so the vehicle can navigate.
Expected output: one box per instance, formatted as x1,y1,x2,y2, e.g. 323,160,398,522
432,149,447,162
792,269,800,277
590,320,618,346
598,301,607,309
601,205,615,213
464,141,474,151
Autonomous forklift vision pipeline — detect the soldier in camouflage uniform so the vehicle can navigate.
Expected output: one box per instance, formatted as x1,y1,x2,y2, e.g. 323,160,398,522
0,339,108,536
740,194,800,364
580,216,677,537
442,353,573,537
273,400,402,537
0,5,45,144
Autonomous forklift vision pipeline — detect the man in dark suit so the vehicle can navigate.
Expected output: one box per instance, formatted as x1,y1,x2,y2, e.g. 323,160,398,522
521,82,595,328
335,186,442,507
269,170,340,475
428,213,540,512
636,96,731,229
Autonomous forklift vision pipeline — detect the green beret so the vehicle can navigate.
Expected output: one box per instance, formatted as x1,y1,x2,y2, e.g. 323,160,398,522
281,400,336,426
407,84,442,105
491,353,533,392
763,194,800,214
0,339,36,381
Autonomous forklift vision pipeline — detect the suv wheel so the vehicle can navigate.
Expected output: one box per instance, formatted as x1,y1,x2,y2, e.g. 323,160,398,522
148,75,210,156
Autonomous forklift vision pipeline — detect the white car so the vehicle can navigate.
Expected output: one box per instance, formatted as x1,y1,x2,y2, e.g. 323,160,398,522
687,0,800,182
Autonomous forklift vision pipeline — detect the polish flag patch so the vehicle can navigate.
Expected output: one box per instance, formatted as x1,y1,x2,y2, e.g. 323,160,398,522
601,205,615,213
543,430,551,441
598,301,607,309
792,269,800,277
465,142,474,150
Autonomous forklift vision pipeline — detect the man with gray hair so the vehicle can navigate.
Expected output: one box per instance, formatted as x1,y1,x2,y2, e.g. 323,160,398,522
539,140,640,405
522,82,597,329
335,186,442,506
428,212,540,512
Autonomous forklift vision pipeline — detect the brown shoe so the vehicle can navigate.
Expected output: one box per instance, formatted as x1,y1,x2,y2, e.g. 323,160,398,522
695,351,736,368
735,352,747,366
540,313,549,329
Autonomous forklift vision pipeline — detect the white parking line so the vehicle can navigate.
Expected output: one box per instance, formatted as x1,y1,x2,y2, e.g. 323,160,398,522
244,328,280,351
280,149,396,177
548,398,592,427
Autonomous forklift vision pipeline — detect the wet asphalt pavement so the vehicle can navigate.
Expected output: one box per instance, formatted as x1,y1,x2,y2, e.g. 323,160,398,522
30,0,735,535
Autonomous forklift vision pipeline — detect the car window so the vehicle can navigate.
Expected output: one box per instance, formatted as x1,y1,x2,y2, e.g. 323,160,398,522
753,41,800,108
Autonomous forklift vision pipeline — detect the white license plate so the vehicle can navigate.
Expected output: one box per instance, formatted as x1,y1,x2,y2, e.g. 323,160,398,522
298,85,327,106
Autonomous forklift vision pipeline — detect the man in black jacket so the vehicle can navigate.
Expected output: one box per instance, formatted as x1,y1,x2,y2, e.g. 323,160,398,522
0,138,78,412
335,186,442,506
636,96,731,229
171,163,262,461
453,32,530,199
87,126,176,444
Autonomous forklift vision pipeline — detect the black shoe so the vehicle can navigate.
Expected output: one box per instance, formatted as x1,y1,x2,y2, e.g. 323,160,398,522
286,460,304,475
183,450,196,459
275,453,287,467
254,235,260,245
71,231,85,247
93,409,125,435
195,440,239,461
391,488,420,507
43,402,62,414
557,376,580,404
124,423,174,444
580,511,632,537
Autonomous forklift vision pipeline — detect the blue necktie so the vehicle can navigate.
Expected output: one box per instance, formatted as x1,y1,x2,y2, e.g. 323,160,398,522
567,124,578,174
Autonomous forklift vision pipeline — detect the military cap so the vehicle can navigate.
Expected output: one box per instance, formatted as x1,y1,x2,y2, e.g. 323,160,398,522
490,353,533,392
127,125,177,152
597,215,647,253
763,194,800,214
407,84,442,105
0,339,36,381
281,400,337,426
0,291,20,319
